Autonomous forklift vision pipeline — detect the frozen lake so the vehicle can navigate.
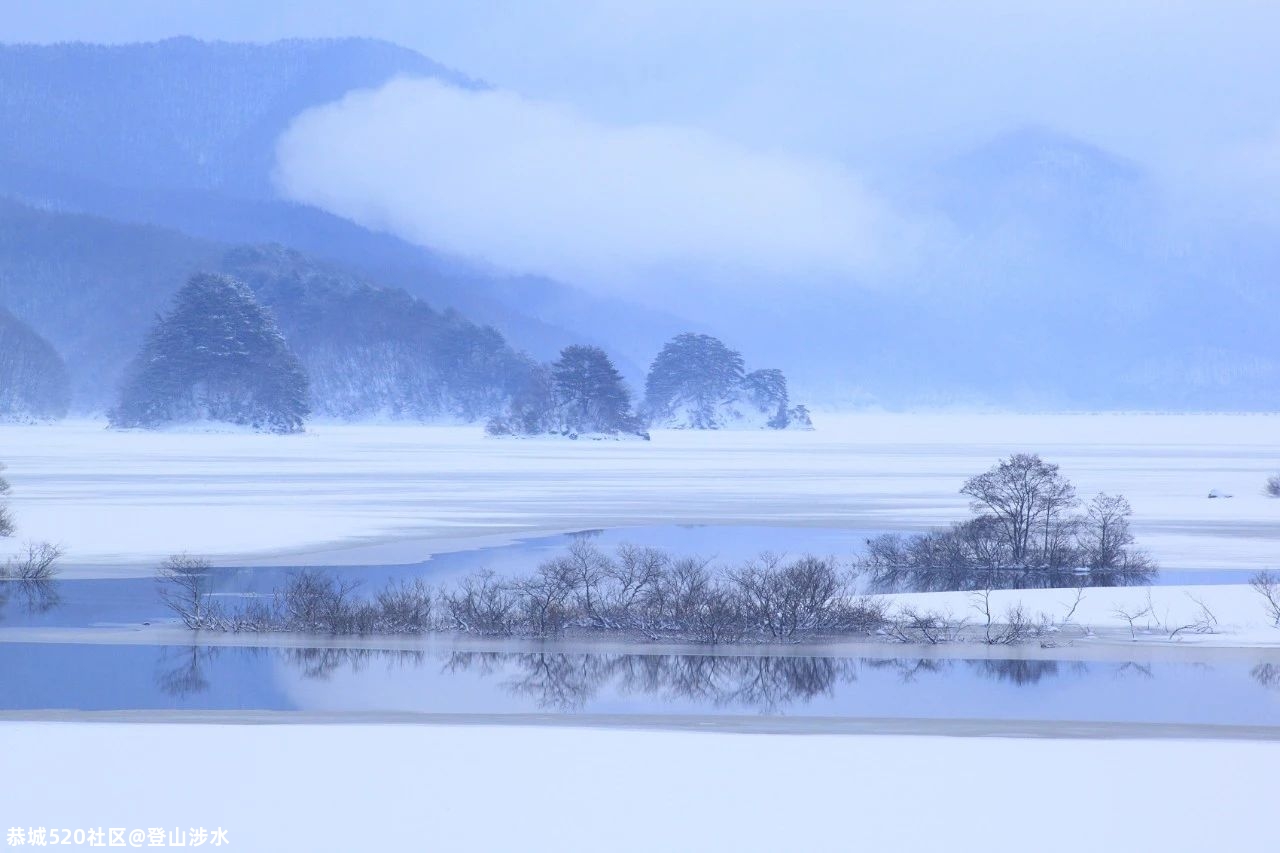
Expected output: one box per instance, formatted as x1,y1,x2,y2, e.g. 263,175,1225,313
4,414,1280,574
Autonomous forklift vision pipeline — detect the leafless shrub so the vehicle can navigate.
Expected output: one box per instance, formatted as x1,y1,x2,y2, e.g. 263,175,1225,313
887,606,967,644
1266,475,1280,498
969,589,1046,645
599,543,668,629
1060,585,1086,623
374,578,436,633
690,587,747,644
3,541,62,581
274,570,366,634
156,553,220,629
1167,593,1218,638
442,569,517,635
141,543,890,645
514,559,576,636
1250,570,1280,628
728,554,845,639
1111,602,1152,639
1144,589,1167,633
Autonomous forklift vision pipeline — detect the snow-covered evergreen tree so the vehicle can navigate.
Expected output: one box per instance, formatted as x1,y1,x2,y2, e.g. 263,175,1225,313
551,345,639,435
643,333,812,430
0,308,70,421
644,333,746,428
111,273,309,433
487,345,643,438
0,463,13,537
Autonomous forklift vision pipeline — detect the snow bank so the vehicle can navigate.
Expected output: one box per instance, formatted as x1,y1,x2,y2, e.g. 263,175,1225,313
1,413,1278,571
879,582,1280,645
0,722,1275,852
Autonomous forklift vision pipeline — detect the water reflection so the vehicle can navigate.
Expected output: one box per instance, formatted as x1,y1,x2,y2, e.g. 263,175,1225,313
147,645,1123,712
0,579,61,621
154,645,221,698
282,647,427,680
1252,663,1280,690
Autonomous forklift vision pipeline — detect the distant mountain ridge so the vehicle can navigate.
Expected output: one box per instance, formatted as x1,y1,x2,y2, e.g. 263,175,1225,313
0,37,688,380
0,36,471,199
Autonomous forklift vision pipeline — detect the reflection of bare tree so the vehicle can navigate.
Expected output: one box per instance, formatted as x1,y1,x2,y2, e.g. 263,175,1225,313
863,657,954,683
0,578,61,621
1251,663,1280,690
710,657,854,712
283,647,425,680
969,659,1065,686
502,653,617,711
1113,661,1154,680
154,646,220,698
437,651,860,713
441,651,505,678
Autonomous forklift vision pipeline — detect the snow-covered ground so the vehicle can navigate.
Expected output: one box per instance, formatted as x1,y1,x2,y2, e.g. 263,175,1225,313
2,413,1279,572
880,582,1280,646
0,722,1275,852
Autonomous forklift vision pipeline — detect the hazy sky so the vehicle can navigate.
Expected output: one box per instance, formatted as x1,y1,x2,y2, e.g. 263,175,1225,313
5,1,1279,300
6,1,1280,169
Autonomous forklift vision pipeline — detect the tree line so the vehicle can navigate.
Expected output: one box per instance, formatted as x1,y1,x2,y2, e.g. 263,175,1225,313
158,542,886,643
105,270,809,435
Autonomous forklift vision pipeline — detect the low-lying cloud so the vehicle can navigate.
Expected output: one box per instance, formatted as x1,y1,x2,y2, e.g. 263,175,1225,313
274,78,899,291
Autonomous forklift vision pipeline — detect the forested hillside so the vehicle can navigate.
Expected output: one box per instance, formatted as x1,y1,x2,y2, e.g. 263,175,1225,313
0,307,69,421
0,199,536,421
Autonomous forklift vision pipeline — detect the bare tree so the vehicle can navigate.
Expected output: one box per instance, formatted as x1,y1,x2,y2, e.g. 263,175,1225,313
442,569,516,635
514,559,577,636
560,536,612,625
1110,602,1151,639
374,578,435,633
960,453,1077,566
729,554,846,640
1079,493,1136,571
1060,585,1086,623
156,554,219,629
3,541,62,581
1266,474,1280,498
601,543,668,628
691,587,747,644
1249,570,1280,627
274,570,364,634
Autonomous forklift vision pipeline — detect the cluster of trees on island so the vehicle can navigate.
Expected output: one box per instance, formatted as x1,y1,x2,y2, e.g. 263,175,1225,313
92,270,809,435
0,464,63,620
485,333,812,439
862,454,1157,591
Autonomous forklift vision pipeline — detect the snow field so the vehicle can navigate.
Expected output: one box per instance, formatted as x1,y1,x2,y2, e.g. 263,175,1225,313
0,722,1276,852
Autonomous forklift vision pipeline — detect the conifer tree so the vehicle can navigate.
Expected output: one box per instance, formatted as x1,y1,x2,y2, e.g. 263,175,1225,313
112,273,309,433
644,333,746,428
0,308,70,421
551,345,637,434
0,463,13,537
